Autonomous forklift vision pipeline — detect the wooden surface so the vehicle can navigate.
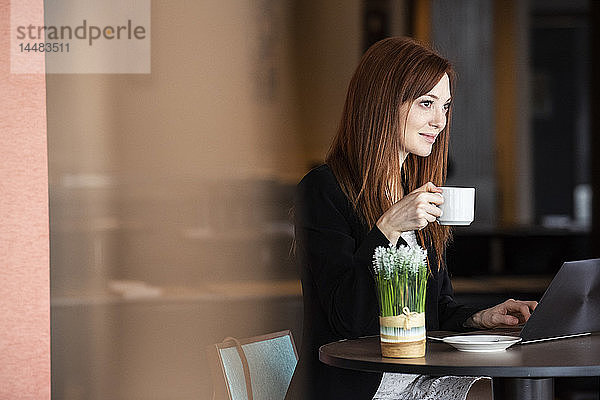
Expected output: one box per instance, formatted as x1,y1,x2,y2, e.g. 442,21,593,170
319,333,600,378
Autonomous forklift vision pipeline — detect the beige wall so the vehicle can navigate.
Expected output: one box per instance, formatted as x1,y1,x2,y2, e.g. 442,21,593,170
48,1,363,183
48,1,303,182
48,1,362,398
293,0,362,164
47,0,364,293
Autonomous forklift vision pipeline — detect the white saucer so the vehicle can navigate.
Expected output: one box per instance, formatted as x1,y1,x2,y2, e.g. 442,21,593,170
442,335,521,352
437,220,473,226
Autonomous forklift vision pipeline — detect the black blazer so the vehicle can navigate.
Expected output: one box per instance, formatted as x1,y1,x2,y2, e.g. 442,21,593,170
285,165,481,400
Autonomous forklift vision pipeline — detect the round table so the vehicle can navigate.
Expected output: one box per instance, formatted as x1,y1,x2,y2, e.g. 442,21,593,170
319,333,600,400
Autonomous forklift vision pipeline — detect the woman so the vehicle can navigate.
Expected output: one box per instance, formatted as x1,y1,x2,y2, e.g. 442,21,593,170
285,37,537,400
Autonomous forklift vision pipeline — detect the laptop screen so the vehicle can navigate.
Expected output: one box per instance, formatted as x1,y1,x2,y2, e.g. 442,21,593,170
519,258,600,343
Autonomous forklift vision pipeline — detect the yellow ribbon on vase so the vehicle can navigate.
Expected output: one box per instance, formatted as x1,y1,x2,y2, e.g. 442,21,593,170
380,307,425,330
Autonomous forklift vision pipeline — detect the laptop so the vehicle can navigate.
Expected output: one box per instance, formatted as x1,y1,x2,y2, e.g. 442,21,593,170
501,258,600,344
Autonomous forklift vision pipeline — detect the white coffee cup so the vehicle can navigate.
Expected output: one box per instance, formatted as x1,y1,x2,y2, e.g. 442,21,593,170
437,187,475,226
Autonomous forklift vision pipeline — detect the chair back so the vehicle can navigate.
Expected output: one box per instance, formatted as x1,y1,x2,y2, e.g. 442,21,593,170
208,330,298,400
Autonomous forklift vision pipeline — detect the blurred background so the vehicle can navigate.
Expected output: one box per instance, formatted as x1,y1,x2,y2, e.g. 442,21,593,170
48,0,598,399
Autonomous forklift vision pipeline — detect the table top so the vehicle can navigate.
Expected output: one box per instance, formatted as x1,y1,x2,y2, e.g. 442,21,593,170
319,332,600,378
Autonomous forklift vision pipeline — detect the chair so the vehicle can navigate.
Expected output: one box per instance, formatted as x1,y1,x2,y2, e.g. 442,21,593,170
208,330,298,400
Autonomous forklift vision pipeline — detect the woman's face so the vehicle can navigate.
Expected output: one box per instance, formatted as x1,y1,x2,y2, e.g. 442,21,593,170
399,73,451,159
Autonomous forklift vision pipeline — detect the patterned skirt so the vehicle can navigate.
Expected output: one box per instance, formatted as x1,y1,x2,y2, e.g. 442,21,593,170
373,373,491,400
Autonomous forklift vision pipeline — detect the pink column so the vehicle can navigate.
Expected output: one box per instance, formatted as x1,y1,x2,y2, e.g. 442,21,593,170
0,0,51,398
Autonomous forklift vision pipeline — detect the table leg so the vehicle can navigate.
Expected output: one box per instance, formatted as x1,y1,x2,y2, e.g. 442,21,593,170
492,377,554,400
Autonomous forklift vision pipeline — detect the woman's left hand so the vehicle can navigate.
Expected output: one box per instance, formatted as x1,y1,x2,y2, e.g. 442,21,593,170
465,299,538,329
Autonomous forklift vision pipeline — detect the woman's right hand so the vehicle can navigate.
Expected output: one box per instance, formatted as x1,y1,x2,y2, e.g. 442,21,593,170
376,182,444,243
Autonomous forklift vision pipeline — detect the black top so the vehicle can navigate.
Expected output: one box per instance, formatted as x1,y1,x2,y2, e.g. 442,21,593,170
319,334,600,377
285,165,481,400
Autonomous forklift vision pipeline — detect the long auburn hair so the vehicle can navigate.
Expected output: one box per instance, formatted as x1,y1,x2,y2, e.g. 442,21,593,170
326,36,454,270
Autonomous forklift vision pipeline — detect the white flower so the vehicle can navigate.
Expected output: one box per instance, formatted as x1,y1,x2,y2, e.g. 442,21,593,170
372,243,397,279
372,242,427,279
